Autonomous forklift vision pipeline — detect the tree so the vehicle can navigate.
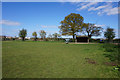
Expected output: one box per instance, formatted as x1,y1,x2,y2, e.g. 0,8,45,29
59,13,84,40
47,34,53,38
32,32,37,41
3,36,6,41
104,27,115,43
82,23,103,43
52,33,61,39
39,30,46,39
19,29,27,41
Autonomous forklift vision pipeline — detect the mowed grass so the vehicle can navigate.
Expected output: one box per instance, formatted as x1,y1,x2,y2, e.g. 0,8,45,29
2,41,118,78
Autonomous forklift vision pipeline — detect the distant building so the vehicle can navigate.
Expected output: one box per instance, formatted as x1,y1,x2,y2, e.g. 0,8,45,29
6,36,13,39
0,36,13,41
0,36,6,41
76,36,88,42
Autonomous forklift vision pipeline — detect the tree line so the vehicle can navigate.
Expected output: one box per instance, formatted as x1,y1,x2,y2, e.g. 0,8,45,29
19,13,115,43
19,29,61,41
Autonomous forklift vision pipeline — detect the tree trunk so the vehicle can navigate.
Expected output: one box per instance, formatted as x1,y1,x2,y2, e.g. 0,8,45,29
34,37,37,41
22,37,25,41
73,34,75,42
87,33,90,43
88,35,91,43
73,35,75,39
88,38,89,43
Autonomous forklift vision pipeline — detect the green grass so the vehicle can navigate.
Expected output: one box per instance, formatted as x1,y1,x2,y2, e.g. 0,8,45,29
2,41,118,78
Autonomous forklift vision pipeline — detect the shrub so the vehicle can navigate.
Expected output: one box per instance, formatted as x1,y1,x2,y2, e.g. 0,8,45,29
43,38,49,41
103,43,119,62
69,39,75,42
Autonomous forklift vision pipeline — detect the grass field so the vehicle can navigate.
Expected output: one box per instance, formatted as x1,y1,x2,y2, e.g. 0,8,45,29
2,41,118,78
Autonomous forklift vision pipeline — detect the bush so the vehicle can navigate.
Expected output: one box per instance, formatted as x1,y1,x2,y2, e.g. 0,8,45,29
113,39,120,43
43,38,49,41
90,39,105,43
103,43,119,62
58,39,65,42
69,39,75,42
103,44,116,52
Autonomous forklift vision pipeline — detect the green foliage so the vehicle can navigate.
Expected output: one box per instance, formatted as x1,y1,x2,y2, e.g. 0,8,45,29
103,43,120,76
32,32,37,41
43,38,49,41
103,43,119,62
104,27,115,43
69,38,75,42
32,32,37,38
52,33,61,39
89,39,100,43
19,29,27,41
2,36,6,41
39,30,46,39
47,34,53,38
113,39,120,43
59,13,84,39
82,23,103,43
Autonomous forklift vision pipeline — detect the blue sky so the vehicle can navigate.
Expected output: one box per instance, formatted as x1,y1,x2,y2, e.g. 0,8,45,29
1,2,119,38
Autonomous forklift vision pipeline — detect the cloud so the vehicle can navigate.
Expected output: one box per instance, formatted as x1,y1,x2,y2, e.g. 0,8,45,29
76,2,120,15
41,25,57,28
76,2,98,11
2,0,119,2
46,31,58,34
97,6,120,15
0,20,20,26
88,4,109,11
95,24,105,27
104,7,119,15
59,0,119,2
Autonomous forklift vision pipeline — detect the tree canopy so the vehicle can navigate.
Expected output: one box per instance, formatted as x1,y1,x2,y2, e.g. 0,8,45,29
104,27,115,42
52,33,61,39
39,30,46,39
59,13,84,39
19,29,27,41
47,34,53,38
32,32,37,41
82,23,103,43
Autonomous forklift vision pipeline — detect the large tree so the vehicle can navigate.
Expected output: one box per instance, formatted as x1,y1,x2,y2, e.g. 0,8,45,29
32,32,37,41
59,13,84,39
39,30,46,39
104,27,115,43
19,29,27,41
82,23,103,43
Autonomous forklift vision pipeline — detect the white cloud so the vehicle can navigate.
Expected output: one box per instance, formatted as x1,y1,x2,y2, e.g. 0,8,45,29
97,6,120,15
95,24,105,27
0,20,20,26
106,7,119,15
88,4,109,11
59,0,119,2
76,2,119,15
41,25,57,28
2,0,120,2
76,2,98,11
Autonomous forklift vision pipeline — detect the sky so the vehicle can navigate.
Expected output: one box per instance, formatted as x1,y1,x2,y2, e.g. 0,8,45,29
1,2,119,38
